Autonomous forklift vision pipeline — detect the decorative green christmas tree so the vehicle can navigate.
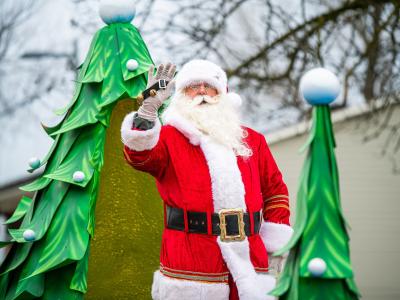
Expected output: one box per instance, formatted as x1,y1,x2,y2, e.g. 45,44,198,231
0,3,162,299
271,68,361,299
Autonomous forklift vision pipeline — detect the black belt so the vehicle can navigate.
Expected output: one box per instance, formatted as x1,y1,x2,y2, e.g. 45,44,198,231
166,205,262,241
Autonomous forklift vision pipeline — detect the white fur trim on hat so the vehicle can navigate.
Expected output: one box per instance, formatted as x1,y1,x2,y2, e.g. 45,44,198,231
151,270,229,300
120,111,161,151
260,222,293,254
176,60,227,95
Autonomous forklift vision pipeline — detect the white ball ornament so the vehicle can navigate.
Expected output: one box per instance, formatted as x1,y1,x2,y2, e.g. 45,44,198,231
73,171,85,183
28,157,41,169
308,257,327,276
126,59,139,71
23,229,36,242
99,0,136,25
300,68,340,105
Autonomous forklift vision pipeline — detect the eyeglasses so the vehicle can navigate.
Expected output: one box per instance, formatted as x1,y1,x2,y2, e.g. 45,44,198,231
186,83,216,92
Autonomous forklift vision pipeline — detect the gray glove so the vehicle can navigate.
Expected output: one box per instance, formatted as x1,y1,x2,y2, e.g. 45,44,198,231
137,63,176,122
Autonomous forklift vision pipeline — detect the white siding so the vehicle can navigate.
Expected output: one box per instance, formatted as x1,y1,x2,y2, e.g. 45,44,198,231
0,214,11,265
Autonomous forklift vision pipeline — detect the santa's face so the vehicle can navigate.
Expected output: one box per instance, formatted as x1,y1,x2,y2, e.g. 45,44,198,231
184,82,219,103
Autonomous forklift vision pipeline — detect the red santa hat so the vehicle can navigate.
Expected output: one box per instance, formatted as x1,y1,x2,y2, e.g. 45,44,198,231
175,59,242,107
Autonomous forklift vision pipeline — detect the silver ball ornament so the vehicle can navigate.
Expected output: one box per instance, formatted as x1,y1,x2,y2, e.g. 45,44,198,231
23,229,36,242
99,0,136,25
300,68,340,105
28,157,41,169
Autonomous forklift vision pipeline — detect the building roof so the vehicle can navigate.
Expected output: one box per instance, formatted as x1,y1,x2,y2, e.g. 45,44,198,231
265,100,392,145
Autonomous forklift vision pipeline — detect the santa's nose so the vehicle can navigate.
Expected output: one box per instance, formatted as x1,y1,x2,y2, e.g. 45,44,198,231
197,84,207,94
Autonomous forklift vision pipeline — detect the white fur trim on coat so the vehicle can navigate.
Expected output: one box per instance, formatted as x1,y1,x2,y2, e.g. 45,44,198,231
217,238,276,300
120,111,161,151
199,136,245,211
259,222,293,254
201,134,275,299
163,109,278,299
162,108,202,146
151,270,229,300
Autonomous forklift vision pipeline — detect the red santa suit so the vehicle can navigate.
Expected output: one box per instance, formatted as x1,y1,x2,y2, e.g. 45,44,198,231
121,59,292,300
121,107,292,300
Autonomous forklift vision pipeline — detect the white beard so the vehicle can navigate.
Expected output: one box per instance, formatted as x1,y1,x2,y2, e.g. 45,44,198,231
166,92,252,157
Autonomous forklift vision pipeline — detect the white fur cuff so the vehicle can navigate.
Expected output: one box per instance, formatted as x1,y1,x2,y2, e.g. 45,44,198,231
260,222,293,254
217,237,276,300
121,111,161,151
151,270,229,300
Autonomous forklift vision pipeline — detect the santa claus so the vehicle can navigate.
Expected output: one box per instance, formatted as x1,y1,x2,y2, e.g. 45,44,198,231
121,60,293,300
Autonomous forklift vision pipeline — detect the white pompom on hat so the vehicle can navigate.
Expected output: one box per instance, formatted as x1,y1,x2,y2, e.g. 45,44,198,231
175,59,242,106
226,92,242,108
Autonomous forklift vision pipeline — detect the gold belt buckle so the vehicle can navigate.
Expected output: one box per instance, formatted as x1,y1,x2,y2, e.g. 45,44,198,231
219,208,245,242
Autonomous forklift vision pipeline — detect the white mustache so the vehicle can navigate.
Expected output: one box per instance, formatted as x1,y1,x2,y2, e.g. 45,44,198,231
191,95,219,105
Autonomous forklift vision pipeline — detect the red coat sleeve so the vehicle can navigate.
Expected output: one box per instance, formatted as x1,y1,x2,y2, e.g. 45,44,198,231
121,112,169,179
258,134,290,225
